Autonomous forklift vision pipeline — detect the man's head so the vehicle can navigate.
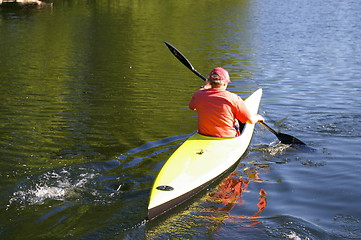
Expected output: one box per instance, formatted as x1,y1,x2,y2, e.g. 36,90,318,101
208,67,230,87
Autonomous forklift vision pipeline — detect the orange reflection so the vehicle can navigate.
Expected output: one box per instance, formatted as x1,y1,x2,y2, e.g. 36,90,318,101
209,168,268,226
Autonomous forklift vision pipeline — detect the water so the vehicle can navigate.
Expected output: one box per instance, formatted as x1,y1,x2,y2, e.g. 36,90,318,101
1,0,360,239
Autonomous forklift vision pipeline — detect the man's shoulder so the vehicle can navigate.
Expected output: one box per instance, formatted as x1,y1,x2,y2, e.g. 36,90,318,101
224,90,241,99
193,89,206,95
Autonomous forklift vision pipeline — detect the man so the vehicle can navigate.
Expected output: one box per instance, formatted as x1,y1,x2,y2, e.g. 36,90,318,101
189,67,264,138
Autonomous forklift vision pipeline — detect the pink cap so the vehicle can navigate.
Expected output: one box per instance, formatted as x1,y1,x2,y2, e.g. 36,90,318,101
208,67,230,82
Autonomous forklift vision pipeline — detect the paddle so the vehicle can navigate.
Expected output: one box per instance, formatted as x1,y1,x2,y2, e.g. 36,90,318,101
164,41,305,145
259,121,305,145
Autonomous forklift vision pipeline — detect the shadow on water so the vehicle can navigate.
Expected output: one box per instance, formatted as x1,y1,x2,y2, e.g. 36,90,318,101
120,132,193,170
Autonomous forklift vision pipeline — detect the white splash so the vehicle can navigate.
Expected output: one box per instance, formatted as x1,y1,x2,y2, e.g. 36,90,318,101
9,169,97,206
285,231,310,240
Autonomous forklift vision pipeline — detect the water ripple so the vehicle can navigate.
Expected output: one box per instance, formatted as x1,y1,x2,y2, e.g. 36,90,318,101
263,215,332,240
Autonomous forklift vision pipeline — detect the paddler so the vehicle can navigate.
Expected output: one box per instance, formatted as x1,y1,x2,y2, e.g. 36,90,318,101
189,67,264,138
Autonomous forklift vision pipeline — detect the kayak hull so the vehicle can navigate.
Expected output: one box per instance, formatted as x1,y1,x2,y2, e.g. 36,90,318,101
148,88,262,220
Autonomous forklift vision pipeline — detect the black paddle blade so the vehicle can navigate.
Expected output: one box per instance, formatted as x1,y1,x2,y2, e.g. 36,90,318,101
164,41,207,81
164,41,194,71
276,132,306,145
259,121,305,145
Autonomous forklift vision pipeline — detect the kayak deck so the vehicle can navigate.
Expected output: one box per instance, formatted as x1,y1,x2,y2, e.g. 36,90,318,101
148,88,262,220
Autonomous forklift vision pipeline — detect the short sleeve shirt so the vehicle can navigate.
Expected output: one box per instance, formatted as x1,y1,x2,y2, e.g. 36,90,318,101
189,88,252,138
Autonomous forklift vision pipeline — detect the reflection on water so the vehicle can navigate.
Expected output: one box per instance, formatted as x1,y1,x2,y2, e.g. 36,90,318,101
1,0,361,239
208,171,267,221
144,157,269,239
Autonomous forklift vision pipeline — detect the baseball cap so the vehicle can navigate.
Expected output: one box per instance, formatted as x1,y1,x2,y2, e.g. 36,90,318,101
208,67,230,83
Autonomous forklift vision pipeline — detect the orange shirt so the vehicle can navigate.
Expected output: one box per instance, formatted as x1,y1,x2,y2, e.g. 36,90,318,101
189,88,252,138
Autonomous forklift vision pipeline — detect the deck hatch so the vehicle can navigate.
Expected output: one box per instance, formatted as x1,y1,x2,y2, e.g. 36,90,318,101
156,185,174,191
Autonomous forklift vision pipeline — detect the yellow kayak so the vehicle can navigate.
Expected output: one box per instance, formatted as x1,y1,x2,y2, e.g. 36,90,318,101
148,88,262,220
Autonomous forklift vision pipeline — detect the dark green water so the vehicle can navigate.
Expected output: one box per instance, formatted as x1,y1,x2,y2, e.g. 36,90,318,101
1,0,360,239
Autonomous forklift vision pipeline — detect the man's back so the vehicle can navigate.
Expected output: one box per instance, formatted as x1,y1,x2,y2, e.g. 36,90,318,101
189,88,251,138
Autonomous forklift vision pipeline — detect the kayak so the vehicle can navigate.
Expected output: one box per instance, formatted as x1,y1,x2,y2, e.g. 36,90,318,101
148,88,263,220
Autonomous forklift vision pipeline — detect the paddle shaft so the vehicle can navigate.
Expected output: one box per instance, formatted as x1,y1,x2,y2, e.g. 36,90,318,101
259,121,278,136
260,121,305,145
